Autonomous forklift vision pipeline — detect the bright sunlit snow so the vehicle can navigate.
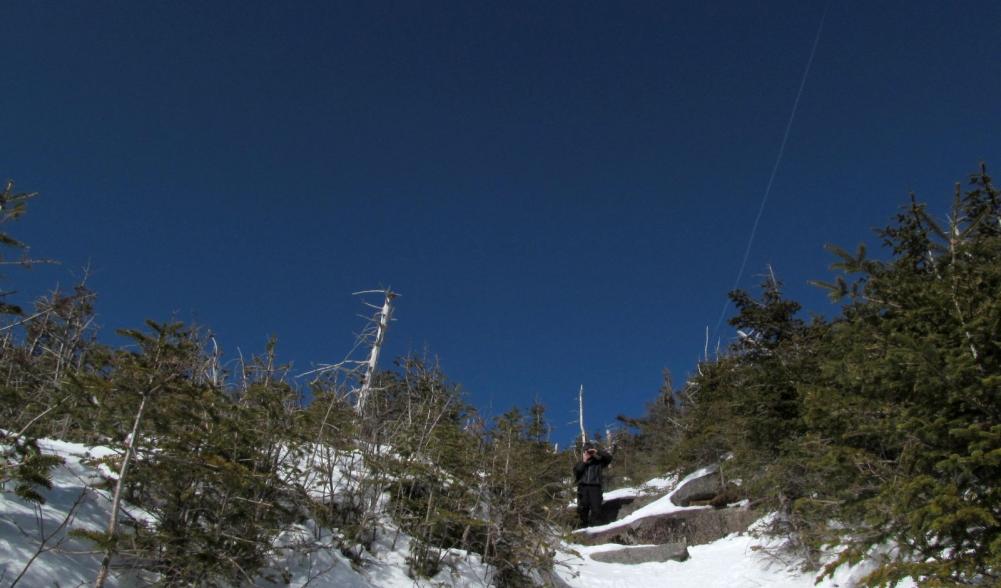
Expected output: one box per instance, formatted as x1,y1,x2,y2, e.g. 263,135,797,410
2,438,915,587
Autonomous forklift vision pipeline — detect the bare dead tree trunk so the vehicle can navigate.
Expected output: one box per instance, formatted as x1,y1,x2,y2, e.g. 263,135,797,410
93,390,148,588
356,289,395,414
94,363,174,588
925,187,980,364
947,187,980,363
208,335,222,387
577,384,586,445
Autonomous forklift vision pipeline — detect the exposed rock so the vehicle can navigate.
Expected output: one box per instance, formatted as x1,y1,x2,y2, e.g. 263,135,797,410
565,492,661,527
590,543,690,564
669,467,722,507
708,484,743,509
614,493,661,519
577,506,758,547
591,495,634,526
537,567,575,587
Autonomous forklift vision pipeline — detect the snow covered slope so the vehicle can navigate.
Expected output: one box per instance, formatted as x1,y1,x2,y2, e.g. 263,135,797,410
557,468,917,588
559,522,917,588
0,438,491,587
2,438,915,587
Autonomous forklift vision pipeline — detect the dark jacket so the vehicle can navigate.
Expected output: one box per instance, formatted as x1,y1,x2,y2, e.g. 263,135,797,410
573,450,612,486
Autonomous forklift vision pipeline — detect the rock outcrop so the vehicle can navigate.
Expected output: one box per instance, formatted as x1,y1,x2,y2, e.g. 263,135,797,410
668,466,722,507
577,506,758,547
566,491,664,527
589,495,634,526
567,465,757,568
589,543,690,564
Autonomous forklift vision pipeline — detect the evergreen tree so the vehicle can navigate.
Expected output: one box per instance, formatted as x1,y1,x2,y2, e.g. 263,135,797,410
668,273,825,501
644,166,999,585
0,180,67,506
614,370,685,484
80,323,312,585
479,406,566,587
0,179,36,316
807,168,1001,585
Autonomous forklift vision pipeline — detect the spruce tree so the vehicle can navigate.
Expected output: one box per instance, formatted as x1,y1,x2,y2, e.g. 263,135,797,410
804,167,1001,585
0,180,66,506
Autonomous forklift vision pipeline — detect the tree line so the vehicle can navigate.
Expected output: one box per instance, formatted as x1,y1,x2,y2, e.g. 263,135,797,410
4,165,998,587
614,165,1000,586
0,178,569,587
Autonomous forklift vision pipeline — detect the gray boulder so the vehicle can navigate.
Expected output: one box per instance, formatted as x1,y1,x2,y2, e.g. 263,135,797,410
614,493,662,519
669,467,722,507
578,506,758,547
565,492,663,527
590,543,690,564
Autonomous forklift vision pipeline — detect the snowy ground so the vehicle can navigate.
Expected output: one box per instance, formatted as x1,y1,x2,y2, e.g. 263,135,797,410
559,529,921,588
0,438,491,587
1,439,131,587
558,465,916,588
577,466,715,537
559,532,912,588
2,438,914,587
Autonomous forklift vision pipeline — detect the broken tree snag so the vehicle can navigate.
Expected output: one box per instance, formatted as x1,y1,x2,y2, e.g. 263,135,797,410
355,288,397,414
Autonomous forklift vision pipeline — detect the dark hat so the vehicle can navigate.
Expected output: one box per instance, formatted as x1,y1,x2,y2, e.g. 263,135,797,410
583,442,595,450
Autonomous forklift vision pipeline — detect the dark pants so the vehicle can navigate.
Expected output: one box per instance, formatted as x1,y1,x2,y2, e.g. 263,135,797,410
577,484,603,527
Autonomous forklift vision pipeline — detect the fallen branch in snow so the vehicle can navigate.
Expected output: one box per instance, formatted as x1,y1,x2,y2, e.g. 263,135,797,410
9,486,90,587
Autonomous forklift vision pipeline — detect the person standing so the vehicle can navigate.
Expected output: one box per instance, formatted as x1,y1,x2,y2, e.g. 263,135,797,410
573,442,612,528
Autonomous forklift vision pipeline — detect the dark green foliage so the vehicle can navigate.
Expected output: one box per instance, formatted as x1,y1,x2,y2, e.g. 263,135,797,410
406,538,443,579
0,179,44,316
619,276,827,498
640,165,1001,586
808,168,1001,586
0,179,35,276
665,274,826,507
2,284,108,443
611,371,685,486
0,436,64,504
99,325,312,585
16,167,996,586
479,406,566,587
370,358,484,573
367,362,567,586
0,180,68,508
0,178,575,586
68,528,116,551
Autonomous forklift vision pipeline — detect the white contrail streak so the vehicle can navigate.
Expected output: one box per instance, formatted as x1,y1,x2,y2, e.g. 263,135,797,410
712,3,829,340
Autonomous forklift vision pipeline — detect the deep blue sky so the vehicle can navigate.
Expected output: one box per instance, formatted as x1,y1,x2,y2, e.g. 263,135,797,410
2,1,998,444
